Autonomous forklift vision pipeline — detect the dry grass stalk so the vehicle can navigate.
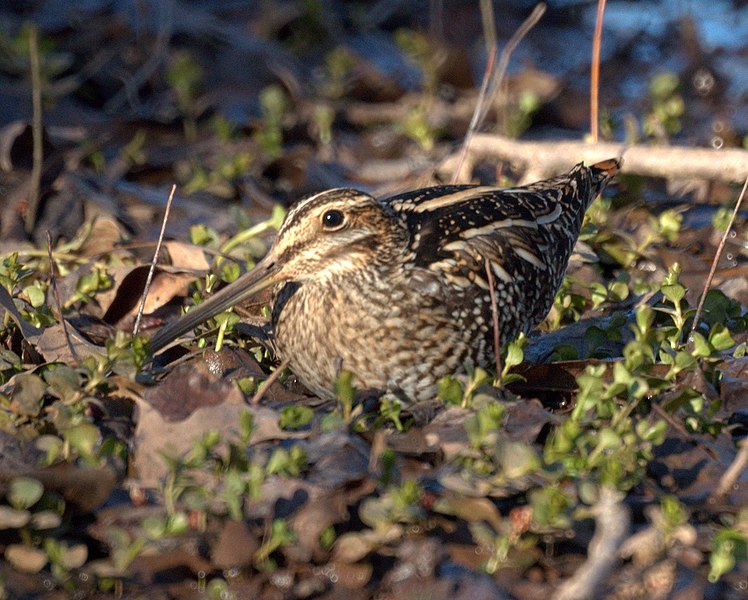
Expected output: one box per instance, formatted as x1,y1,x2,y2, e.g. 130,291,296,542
451,3,546,184
251,357,291,405
46,231,80,366
690,176,748,337
484,257,502,380
133,184,176,336
590,0,608,142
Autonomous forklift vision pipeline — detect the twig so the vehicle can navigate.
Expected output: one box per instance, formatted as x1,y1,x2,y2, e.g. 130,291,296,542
590,0,607,143
709,438,748,502
25,25,43,235
452,47,495,184
650,402,715,462
484,257,502,380
553,487,629,600
488,3,545,127
690,177,748,336
479,0,497,52
133,184,176,336
440,134,748,184
452,3,546,184
46,232,80,366
250,357,290,405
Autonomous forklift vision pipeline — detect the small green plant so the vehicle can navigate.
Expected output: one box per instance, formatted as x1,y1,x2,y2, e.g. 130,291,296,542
398,104,436,152
165,50,204,141
317,46,356,99
278,405,314,430
253,519,297,570
709,517,748,583
254,84,289,159
644,72,684,139
334,369,357,423
506,90,541,138
394,29,439,95
438,366,491,408
184,151,253,197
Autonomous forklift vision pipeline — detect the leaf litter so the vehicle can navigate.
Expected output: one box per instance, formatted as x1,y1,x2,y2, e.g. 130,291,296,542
0,2,748,598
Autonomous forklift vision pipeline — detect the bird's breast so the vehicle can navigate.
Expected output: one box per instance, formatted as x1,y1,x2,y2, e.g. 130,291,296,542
269,272,471,402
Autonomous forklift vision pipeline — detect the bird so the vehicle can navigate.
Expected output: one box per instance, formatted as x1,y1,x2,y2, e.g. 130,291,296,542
149,158,621,407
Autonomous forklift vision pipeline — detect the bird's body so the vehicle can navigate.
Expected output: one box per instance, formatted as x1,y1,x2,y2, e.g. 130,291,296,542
150,159,620,404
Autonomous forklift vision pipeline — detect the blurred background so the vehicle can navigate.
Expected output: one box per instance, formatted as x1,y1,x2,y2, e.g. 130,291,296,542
0,0,746,246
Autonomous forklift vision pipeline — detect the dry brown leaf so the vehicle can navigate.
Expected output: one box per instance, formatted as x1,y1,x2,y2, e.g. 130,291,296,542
163,240,211,271
210,519,258,569
77,216,127,258
98,265,198,325
35,323,103,364
133,359,306,486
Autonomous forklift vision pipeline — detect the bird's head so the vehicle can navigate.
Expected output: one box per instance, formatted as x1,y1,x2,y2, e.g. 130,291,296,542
269,188,407,280
149,189,406,352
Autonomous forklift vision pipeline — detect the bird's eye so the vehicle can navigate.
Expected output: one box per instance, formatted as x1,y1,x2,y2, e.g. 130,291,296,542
321,209,345,230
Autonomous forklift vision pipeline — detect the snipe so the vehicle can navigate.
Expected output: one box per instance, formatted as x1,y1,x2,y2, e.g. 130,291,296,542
150,159,621,404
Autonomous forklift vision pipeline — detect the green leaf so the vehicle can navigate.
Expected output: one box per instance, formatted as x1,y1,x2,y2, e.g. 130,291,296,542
503,341,524,372
690,332,711,358
30,510,62,530
23,283,45,308
64,423,101,460
278,405,313,430
657,209,682,241
8,477,44,510
661,283,686,306
590,282,607,308
438,375,463,405
608,281,630,302
240,409,254,442
709,528,747,582
674,350,697,371
335,370,356,406
5,544,48,574
709,323,735,352
44,365,81,401
635,306,654,334
220,262,241,284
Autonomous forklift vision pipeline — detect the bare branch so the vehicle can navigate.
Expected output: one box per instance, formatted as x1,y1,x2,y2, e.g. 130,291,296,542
710,438,748,503
441,134,748,184
553,487,629,600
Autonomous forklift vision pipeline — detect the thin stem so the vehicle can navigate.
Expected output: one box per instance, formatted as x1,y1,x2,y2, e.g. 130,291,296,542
134,184,176,335
590,0,607,142
451,3,546,184
690,176,748,337
251,357,291,405
47,231,79,366
484,257,502,382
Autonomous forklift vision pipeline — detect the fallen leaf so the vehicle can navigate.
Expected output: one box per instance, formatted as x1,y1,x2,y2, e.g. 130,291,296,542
163,240,211,271
210,519,259,569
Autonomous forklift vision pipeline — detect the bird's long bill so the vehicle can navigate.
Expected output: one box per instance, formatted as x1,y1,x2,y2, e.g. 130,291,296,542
149,252,282,353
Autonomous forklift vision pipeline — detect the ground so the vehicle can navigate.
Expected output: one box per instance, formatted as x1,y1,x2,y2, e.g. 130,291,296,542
0,1,747,598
